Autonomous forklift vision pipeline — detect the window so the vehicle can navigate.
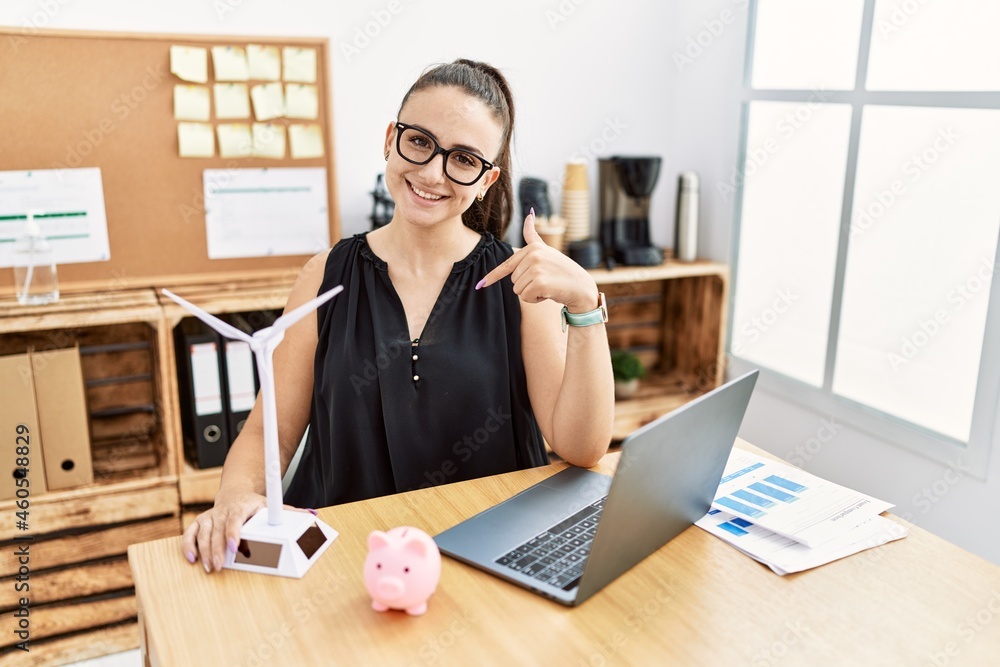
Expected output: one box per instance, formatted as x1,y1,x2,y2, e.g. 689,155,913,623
730,0,1000,471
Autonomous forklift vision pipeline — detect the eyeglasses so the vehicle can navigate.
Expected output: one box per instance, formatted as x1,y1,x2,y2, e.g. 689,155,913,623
393,122,495,186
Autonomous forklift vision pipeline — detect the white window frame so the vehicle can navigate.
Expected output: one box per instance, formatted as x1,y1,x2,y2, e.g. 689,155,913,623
728,0,1000,478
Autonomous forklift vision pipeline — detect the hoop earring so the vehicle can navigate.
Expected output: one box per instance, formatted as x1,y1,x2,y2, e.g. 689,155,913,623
476,192,485,202
384,150,390,161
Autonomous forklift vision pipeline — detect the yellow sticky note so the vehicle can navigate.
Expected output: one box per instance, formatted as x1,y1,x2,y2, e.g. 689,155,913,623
285,84,318,120
214,83,250,119
250,82,285,121
217,124,253,158
174,85,210,121
283,47,316,83
289,124,324,159
170,45,208,84
212,45,250,82
178,122,214,158
248,44,281,81
253,123,286,159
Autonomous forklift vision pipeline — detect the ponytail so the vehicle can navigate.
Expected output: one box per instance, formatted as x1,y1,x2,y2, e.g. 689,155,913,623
397,59,515,238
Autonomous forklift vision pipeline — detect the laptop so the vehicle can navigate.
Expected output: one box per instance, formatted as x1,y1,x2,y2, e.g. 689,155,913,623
434,370,758,606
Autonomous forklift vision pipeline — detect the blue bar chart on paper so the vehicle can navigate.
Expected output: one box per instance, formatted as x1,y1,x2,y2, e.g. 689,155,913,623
711,450,893,548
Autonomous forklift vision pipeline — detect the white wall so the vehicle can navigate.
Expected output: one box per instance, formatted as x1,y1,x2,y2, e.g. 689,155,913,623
5,0,996,565
0,0,744,250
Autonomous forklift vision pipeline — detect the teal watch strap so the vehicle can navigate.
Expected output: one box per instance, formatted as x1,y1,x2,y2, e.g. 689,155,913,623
561,292,608,332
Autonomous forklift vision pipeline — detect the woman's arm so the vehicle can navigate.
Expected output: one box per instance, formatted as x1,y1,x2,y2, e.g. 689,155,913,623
478,212,614,467
520,294,614,467
180,248,331,571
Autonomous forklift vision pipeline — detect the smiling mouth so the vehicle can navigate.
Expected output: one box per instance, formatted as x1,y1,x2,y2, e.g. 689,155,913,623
407,180,447,202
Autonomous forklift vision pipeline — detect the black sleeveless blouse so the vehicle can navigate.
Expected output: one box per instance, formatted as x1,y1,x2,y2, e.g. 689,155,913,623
283,232,547,507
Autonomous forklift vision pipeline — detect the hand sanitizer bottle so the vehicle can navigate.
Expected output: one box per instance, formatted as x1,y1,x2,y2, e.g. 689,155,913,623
13,210,59,305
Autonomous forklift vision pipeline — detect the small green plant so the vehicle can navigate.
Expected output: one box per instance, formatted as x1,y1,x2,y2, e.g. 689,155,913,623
611,350,646,382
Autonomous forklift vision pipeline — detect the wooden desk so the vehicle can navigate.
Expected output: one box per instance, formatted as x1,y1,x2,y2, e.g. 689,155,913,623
128,440,1000,666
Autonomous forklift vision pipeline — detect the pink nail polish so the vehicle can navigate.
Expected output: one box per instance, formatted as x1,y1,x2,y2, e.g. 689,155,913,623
529,207,535,218
475,278,486,290
306,508,318,516
227,538,238,553
186,551,196,564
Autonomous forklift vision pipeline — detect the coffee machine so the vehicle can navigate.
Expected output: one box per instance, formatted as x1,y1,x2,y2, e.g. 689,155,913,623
598,156,663,268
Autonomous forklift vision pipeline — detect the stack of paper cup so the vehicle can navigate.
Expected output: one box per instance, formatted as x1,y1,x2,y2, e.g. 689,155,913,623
561,160,591,245
536,214,566,251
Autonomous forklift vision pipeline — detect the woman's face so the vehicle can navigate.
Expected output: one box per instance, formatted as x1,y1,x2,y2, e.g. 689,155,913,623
384,85,503,230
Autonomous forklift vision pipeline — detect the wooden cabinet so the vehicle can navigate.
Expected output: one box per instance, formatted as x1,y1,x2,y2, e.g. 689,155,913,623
0,275,299,666
0,260,727,665
591,260,729,442
0,290,180,666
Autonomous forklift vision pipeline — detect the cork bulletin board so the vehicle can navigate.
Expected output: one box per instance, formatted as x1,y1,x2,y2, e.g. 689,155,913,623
0,27,339,293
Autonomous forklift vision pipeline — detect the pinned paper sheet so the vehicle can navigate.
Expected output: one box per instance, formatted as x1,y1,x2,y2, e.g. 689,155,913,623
285,84,318,120
170,45,208,84
250,82,285,121
212,45,250,81
203,167,329,259
253,123,286,159
0,168,111,266
174,85,210,121
217,124,253,158
214,83,251,119
289,124,324,159
178,122,215,158
283,47,317,83
248,44,281,81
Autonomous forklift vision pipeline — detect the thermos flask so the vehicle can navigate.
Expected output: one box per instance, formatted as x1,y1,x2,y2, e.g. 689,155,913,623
675,172,699,262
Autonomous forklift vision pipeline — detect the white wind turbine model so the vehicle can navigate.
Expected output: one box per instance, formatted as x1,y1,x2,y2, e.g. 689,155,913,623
163,285,344,578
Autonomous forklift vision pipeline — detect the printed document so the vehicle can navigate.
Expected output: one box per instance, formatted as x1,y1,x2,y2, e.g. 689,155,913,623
711,450,893,548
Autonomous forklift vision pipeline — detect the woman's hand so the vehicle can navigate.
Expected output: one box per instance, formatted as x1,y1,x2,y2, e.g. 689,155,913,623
476,209,599,312
180,489,316,573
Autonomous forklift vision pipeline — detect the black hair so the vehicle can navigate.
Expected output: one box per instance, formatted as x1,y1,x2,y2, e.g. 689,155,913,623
397,59,515,238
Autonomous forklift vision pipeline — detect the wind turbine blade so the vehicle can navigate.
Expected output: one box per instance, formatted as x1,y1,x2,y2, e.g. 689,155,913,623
268,285,344,334
161,289,253,343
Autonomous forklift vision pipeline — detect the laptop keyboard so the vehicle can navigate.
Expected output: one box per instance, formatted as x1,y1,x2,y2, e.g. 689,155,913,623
493,496,607,591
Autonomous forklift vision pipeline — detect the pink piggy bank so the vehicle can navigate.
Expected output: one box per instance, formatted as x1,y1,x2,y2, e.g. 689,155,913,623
364,526,441,616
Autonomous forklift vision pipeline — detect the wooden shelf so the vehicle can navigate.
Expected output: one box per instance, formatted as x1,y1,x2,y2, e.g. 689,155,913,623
0,477,178,543
178,462,223,506
612,371,712,443
589,258,727,285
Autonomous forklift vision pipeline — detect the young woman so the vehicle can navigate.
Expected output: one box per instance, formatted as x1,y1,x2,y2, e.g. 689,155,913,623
182,59,614,572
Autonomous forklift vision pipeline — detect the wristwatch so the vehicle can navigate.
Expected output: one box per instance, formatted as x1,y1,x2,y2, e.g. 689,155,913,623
561,292,608,332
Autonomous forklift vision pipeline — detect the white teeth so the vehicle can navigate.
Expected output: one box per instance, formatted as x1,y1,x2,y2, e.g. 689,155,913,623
411,183,443,200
